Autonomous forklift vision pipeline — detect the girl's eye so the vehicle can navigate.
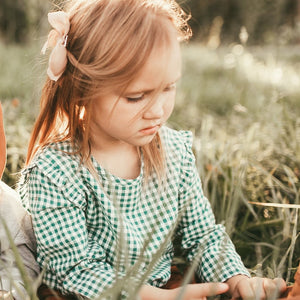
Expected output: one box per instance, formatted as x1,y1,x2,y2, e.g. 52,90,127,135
126,94,145,102
164,83,176,92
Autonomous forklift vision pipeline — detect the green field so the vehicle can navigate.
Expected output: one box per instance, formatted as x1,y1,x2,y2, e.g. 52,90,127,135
1,41,299,287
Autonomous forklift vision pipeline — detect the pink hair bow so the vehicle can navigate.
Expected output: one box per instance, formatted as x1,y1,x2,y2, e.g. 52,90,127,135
42,11,70,81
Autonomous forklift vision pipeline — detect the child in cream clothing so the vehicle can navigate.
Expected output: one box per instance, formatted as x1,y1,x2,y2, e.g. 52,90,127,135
0,103,39,300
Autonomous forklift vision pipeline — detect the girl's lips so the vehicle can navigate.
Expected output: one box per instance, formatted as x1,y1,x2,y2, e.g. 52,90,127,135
139,125,160,135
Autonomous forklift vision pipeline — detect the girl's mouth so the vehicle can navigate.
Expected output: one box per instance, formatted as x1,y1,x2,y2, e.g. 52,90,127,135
139,125,160,135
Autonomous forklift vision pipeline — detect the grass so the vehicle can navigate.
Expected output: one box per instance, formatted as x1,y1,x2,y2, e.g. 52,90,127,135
170,43,300,282
0,40,299,298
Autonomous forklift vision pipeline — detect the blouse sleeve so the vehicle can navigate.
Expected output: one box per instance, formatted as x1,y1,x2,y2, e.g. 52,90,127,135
177,131,250,283
19,165,117,299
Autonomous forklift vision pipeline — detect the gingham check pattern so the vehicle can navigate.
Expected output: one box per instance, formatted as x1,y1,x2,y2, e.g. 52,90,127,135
18,126,249,299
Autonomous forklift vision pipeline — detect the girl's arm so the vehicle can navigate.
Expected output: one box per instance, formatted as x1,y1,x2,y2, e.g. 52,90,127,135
19,166,119,299
176,132,249,283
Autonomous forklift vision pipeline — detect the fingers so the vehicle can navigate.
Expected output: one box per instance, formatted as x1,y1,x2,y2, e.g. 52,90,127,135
176,282,229,300
251,277,266,300
233,277,257,300
263,278,287,299
273,278,287,294
196,282,229,296
233,277,287,300
174,277,286,300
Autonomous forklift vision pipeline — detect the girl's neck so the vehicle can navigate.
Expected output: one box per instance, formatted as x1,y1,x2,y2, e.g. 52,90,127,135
90,141,141,180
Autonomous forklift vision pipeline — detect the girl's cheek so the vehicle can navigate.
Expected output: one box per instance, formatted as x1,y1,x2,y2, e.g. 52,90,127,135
166,93,176,114
163,103,174,123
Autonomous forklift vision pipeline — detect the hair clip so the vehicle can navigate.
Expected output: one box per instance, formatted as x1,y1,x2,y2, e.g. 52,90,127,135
42,11,70,81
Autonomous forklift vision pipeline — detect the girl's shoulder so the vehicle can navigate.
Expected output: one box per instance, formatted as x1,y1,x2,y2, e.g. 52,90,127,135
159,126,195,168
22,140,82,187
36,139,78,159
160,125,193,152
32,140,80,167
19,141,89,210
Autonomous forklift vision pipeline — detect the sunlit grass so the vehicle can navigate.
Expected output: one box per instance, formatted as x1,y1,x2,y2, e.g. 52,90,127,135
173,44,300,122
0,42,43,109
172,43,300,283
187,112,300,282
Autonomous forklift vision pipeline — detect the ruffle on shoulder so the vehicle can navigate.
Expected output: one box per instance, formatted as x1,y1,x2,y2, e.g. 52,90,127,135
159,126,195,166
21,143,82,187
18,143,87,211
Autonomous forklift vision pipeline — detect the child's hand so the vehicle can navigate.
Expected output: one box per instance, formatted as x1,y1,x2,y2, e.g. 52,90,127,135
139,282,229,300
226,274,287,300
169,282,229,300
0,103,6,179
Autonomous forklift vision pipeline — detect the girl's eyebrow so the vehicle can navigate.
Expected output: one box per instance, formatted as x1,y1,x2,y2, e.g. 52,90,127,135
125,75,182,95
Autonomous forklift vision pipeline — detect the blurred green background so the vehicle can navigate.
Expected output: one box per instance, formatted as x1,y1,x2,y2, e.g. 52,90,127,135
0,0,299,284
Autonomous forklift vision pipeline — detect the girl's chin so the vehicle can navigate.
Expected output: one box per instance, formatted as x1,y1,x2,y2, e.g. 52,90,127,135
131,134,157,147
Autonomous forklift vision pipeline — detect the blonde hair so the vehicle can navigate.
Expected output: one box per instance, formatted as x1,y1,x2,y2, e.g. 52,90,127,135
27,0,191,178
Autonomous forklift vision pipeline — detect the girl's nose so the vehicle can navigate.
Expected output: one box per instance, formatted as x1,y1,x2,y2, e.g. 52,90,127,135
143,96,164,120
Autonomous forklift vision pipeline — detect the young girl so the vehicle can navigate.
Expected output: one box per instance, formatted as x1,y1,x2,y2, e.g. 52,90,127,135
18,0,286,299
0,103,39,300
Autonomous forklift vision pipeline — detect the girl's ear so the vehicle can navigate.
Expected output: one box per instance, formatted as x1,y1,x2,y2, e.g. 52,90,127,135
0,103,6,179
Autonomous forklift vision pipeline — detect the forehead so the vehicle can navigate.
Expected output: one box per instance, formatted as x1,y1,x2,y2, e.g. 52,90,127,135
124,37,182,94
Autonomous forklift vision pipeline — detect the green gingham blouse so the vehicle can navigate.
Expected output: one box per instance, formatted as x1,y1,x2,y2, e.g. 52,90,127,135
19,126,249,299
